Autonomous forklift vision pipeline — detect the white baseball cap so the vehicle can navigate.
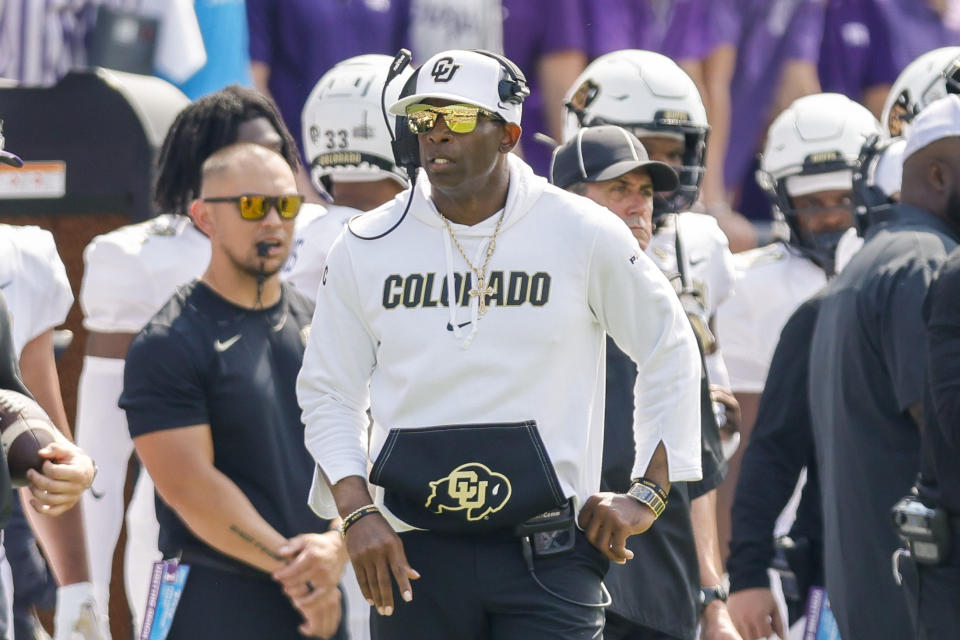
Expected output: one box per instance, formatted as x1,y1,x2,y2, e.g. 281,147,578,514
903,94,960,161
388,50,524,125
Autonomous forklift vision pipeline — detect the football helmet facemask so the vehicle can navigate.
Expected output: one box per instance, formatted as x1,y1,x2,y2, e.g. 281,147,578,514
757,93,882,275
562,49,709,217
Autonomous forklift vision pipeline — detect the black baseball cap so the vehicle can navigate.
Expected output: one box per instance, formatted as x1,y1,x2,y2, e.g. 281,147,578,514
0,120,22,168
550,125,678,192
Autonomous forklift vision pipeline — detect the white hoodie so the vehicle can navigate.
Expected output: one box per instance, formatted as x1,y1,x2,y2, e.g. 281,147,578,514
297,155,702,527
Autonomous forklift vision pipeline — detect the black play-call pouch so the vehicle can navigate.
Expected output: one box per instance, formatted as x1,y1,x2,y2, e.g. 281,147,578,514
369,420,567,534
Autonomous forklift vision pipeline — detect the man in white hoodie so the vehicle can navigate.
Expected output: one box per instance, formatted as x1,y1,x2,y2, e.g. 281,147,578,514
296,49,703,639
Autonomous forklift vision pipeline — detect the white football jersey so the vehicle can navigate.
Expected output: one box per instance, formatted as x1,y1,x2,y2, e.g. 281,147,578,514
0,224,73,359
299,155,703,528
716,243,827,394
81,206,326,332
283,204,357,301
646,212,736,388
81,214,210,333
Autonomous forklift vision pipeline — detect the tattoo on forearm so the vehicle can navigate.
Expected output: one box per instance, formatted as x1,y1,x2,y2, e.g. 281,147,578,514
229,524,286,562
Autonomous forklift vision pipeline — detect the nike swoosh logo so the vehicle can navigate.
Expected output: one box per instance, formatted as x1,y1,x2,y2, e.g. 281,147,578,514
272,312,287,332
446,321,471,331
90,487,105,500
689,257,706,266
0,280,11,290
214,334,242,352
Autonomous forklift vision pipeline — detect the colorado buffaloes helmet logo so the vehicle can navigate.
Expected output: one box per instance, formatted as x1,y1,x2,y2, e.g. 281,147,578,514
431,57,460,83
425,463,512,521
567,79,599,113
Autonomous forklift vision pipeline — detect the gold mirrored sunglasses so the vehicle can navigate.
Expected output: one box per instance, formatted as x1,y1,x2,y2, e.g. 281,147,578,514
203,194,304,220
405,103,503,134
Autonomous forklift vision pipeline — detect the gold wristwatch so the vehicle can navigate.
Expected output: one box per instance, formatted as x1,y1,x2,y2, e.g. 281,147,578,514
626,481,667,518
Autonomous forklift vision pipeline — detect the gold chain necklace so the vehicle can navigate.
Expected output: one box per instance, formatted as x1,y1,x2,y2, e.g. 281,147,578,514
438,209,506,316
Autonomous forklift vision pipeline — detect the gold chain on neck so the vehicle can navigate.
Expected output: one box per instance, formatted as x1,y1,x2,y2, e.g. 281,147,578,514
438,209,507,316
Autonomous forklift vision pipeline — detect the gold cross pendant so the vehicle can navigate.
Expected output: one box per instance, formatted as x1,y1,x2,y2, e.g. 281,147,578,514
469,275,495,316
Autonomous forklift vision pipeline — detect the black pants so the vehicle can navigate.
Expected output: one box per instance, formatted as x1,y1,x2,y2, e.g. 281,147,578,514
603,611,680,640
370,529,609,640
5,496,55,639
166,563,349,640
903,536,960,640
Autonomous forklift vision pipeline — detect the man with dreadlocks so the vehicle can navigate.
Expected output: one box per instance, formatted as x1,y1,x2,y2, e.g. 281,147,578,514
75,85,323,633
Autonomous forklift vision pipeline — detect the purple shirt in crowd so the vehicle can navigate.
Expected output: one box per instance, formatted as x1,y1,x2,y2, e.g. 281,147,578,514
583,0,718,62
875,0,960,70
502,0,586,177
818,0,898,102
246,0,409,156
722,0,826,206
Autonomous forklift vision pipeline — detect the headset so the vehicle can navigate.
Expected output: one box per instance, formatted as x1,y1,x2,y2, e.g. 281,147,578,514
351,49,528,240
393,49,529,176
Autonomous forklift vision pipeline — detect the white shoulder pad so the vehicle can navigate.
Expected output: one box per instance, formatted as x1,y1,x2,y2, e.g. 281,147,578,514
0,225,73,356
734,242,788,272
81,215,209,332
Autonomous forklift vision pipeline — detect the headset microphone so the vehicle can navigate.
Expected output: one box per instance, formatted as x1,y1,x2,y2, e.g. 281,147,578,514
350,49,418,241
256,241,271,258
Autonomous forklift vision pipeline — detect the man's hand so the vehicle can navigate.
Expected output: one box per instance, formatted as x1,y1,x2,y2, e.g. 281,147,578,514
728,587,785,640
27,441,95,516
290,584,342,639
274,531,348,595
345,514,420,616
578,492,658,563
702,600,745,640
711,385,742,460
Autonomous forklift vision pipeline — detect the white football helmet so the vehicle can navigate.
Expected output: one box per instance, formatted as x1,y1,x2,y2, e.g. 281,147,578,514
301,54,413,193
757,93,882,274
562,49,709,215
881,46,960,137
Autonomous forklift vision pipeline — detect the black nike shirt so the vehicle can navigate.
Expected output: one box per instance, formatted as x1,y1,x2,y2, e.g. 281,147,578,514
121,281,324,571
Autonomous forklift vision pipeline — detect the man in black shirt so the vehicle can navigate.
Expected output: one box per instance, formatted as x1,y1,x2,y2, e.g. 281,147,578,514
727,292,825,639
551,126,737,640
120,143,347,639
912,245,960,638
809,95,960,640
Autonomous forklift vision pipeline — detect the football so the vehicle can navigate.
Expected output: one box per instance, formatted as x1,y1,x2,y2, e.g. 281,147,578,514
0,389,59,487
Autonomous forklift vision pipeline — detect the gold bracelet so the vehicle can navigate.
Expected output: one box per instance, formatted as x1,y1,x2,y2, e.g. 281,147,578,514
341,504,380,537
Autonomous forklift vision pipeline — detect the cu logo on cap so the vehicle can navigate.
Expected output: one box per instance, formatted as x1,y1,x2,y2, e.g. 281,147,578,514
430,57,460,83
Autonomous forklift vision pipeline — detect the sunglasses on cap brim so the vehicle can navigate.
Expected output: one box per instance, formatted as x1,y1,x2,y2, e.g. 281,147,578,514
202,194,304,220
405,103,504,135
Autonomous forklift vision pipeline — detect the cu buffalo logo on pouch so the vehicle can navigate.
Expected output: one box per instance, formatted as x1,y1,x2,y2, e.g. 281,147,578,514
425,462,512,521
431,57,460,83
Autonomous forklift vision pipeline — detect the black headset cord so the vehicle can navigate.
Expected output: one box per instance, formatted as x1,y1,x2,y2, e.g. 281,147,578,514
520,537,612,609
350,48,416,241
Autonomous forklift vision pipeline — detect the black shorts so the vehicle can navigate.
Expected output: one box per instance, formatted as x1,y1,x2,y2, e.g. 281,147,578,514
370,528,609,640
165,562,348,640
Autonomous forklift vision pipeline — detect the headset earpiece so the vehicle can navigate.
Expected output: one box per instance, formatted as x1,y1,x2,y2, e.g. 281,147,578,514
391,68,422,178
469,49,530,105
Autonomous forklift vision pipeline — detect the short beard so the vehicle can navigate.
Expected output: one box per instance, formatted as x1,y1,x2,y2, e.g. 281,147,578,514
225,249,285,281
